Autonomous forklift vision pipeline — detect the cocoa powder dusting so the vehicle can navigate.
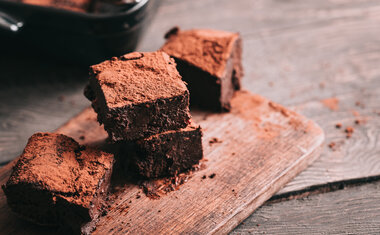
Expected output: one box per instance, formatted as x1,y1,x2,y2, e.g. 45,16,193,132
161,28,240,78
321,97,339,111
351,110,360,117
268,101,290,117
90,51,187,108
288,118,303,130
5,133,114,209
229,91,312,140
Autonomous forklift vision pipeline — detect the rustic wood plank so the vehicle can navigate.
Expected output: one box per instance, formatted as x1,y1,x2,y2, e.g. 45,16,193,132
278,86,380,195
231,180,380,235
0,91,323,234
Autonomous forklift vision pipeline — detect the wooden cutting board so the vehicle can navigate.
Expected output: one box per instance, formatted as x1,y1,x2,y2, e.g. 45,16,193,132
0,90,324,235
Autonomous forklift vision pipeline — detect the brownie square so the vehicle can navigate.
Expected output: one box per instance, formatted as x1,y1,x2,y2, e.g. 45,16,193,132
122,121,203,178
84,51,191,142
2,133,114,235
21,0,92,12
161,27,243,112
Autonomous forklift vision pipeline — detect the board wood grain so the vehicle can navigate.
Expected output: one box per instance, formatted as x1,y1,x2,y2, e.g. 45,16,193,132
0,91,323,235
277,86,380,196
232,179,380,235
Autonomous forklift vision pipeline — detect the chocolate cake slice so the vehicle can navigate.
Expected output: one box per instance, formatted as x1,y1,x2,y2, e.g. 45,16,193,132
84,51,191,142
2,133,114,235
122,121,203,178
161,27,243,112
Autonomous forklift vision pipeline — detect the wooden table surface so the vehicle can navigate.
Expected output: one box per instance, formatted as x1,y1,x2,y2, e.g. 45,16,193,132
1,0,380,234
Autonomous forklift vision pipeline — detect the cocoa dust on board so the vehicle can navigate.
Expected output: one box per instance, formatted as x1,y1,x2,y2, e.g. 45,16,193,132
230,91,312,140
268,101,290,117
321,97,339,111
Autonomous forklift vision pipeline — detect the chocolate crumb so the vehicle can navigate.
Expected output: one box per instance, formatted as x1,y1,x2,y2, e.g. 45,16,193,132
136,194,141,199
345,126,354,133
209,173,216,179
328,142,337,151
202,175,206,179
335,123,342,129
209,137,223,145
158,210,161,213
345,126,354,139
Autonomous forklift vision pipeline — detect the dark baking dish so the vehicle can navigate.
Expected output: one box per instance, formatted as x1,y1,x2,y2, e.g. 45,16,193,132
0,0,159,65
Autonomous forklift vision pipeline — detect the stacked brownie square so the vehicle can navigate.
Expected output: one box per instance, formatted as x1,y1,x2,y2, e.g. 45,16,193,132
84,51,204,178
2,27,243,234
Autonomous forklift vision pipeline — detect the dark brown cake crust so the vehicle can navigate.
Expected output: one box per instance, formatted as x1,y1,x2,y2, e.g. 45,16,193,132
84,51,191,142
122,121,203,178
2,133,114,235
161,27,243,111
